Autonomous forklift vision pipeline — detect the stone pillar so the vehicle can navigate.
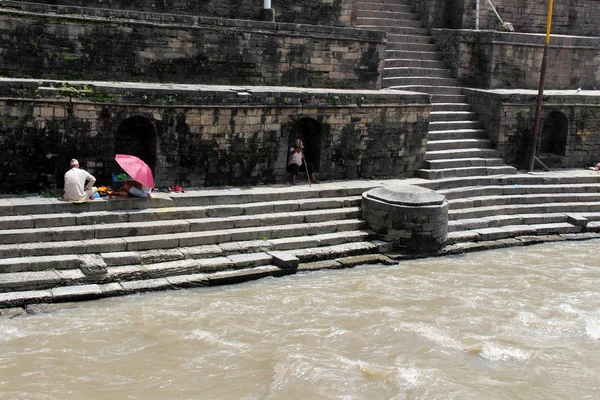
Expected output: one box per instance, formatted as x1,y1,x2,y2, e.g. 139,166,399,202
362,185,448,252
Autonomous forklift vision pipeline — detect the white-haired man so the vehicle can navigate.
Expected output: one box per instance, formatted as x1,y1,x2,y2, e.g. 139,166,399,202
63,159,98,201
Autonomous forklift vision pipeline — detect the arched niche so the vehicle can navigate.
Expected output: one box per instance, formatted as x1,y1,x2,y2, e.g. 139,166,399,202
541,111,568,156
288,117,322,172
114,116,157,173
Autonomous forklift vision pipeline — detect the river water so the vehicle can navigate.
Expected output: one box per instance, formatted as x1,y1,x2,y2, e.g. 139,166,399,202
1,240,599,399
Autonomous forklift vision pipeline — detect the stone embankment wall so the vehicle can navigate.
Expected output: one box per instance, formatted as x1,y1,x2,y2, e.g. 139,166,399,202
9,0,355,26
412,0,600,36
465,89,600,168
0,4,383,89
0,80,429,192
431,29,600,90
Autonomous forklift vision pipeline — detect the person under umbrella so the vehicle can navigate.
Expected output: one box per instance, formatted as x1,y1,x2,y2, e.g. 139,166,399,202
115,179,152,198
114,154,154,198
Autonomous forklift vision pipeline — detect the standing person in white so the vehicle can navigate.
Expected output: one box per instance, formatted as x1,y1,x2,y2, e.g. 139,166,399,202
63,159,98,201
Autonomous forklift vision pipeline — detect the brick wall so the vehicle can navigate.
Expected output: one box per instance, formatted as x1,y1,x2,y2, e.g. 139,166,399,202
0,5,383,89
432,29,600,90
6,0,355,26
414,0,600,36
465,88,600,168
474,0,600,36
0,80,429,192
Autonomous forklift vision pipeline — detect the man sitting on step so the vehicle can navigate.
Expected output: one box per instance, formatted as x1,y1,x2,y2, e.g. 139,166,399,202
287,139,319,185
63,159,98,202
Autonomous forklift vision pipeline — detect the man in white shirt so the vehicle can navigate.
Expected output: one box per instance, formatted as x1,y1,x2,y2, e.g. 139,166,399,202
63,159,98,201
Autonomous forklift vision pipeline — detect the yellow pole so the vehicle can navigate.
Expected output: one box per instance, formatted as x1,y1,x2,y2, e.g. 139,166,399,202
528,0,554,172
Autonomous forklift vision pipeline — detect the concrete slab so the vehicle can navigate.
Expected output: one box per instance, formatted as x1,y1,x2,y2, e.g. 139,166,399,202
0,254,81,273
166,273,209,288
0,270,61,291
180,244,224,259
85,238,127,253
120,278,172,293
124,234,180,251
101,251,141,267
227,252,272,268
20,241,87,257
51,285,103,302
206,265,290,286
0,215,34,230
0,290,52,308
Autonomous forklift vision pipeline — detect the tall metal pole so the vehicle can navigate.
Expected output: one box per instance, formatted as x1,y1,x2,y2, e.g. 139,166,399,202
528,0,554,172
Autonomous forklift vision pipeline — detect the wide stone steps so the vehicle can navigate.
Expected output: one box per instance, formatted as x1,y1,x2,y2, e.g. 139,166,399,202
446,222,592,244
448,212,600,233
387,33,433,44
426,138,492,151
416,166,518,179
355,24,429,35
448,193,600,210
385,58,446,69
0,251,397,309
431,103,473,112
386,41,438,52
356,10,421,21
430,110,478,122
356,2,413,12
0,182,400,307
428,120,483,131
0,241,381,294
427,128,488,140
449,202,600,221
431,94,468,103
438,183,600,200
383,76,457,86
355,17,423,27
0,230,373,274
384,50,441,61
388,85,463,95
422,157,507,169
0,218,368,259
445,183,600,199
424,148,502,161
419,173,600,192
356,0,515,181
384,66,452,78
0,206,362,245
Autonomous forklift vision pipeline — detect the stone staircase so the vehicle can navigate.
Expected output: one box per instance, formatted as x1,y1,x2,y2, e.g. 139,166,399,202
0,184,395,308
355,0,518,179
418,173,600,246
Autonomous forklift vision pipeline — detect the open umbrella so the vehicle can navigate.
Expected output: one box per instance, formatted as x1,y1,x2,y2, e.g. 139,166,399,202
114,154,155,188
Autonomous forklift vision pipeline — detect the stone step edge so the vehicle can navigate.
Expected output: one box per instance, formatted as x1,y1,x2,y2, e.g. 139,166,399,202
415,174,600,191
0,206,362,244
445,221,600,244
439,183,600,198
0,241,389,293
385,232,600,261
448,193,600,208
0,253,395,309
0,185,379,217
0,219,368,259
448,213,599,232
0,189,370,217
0,196,363,230
0,230,375,273
449,202,600,219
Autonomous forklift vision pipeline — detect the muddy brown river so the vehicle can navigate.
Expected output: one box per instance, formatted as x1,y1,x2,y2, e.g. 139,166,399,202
1,240,599,399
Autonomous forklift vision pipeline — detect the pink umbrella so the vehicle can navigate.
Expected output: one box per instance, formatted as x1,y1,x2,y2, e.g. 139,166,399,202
115,154,155,188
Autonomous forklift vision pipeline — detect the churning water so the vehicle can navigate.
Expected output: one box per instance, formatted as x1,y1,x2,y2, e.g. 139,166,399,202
1,240,599,399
